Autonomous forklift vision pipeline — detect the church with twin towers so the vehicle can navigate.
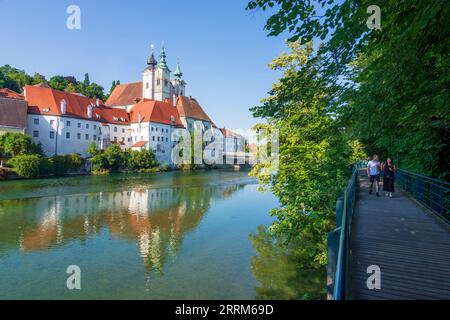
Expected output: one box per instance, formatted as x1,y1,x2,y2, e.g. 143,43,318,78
16,45,242,167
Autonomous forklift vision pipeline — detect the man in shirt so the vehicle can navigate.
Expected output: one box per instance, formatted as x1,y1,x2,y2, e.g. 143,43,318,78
367,154,381,197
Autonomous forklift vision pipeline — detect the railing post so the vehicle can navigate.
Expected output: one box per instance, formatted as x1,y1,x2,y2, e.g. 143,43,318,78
327,228,341,300
336,197,344,227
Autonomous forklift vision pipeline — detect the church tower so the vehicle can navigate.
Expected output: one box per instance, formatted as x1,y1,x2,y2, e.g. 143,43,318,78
154,47,172,101
142,45,157,100
172,61,186,97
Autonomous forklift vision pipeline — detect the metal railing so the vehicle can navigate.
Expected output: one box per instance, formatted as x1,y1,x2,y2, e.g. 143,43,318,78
327,161,365,300
396,169,450,222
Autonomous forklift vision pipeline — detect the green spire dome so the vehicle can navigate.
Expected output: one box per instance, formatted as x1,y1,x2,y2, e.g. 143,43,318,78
174,61,183,79
158,46,169,70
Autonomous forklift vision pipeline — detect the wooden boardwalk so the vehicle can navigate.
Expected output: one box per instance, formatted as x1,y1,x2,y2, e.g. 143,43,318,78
349,172,450,299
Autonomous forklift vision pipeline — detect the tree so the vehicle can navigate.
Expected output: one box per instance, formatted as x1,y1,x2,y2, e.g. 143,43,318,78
8,154,47,179
87,142,100,157
0,132,42,157
128,149,157,170
104,144,125,171
32,73,47,85
247,0,449,179
83,82,105,100
83,73,90,87
249,42,358,264
48,76,70,91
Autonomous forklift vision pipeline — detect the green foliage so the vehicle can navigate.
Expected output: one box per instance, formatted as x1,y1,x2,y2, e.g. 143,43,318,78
104,144,125,171
250,226,326,299
92,153,109,172
247,0,449,179
0,65,33,92
91,146,159,173
8,154,47,179
0,65,106,101
128,149,157,171
0,132,42,157
250,42,362,265
87,142,100,157
52,154,83,176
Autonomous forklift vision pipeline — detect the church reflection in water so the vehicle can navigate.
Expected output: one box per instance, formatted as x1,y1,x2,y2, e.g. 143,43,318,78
0,184,244,272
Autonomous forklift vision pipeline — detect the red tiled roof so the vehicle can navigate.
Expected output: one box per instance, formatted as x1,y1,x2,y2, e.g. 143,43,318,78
176,96,215,125
33,82,50,88
0,88,25,100
0,95,28,128
221,128,242,138
129,99,184,127
132,141,148,148
105,82,142,107
24,85,130,124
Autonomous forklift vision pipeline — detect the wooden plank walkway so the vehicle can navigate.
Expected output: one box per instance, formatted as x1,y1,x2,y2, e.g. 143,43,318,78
349,172,450,299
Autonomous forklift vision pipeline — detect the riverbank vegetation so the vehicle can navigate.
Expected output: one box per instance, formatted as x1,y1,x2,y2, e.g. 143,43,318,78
0,65,117,100
89,143,162,175
246,0,448,288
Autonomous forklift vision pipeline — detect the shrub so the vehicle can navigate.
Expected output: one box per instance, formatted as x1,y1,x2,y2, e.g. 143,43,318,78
87,142,100,157
92,153,109,171
0,132,42,157
8,154,47,178
128,149,157,170
104,144,125,171
52,154,83,175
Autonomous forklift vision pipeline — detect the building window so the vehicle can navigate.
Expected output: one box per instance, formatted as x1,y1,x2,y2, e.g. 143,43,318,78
122,137,125,142
85,134,89,140
66,121,71,127
152,136,155,141
151,127,154,131
33,130,39,138
157,79,161,86
94,125,97,130
77,133,81,140
78,123,81,128
156,128,158,132
146,82,149,89
86,124,89,129
66,132,70,139
93,135,97,141
34,118,39,125
157,137,160,142
114,127,117,133
166,137,168,142
50,120,55,126
49,131,55,139
114,137,118,142
122,128,125,133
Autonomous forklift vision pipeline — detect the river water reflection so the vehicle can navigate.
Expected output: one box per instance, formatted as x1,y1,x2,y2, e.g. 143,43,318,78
0,170,325,299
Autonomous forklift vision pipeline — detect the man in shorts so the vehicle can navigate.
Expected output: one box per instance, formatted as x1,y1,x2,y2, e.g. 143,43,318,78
367,154,381,197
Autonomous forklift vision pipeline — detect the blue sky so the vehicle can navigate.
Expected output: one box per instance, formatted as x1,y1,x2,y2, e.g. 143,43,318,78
0,0,288,129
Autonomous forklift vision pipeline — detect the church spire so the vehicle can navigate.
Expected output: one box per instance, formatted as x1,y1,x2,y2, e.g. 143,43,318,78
174,60,183,79
147,44,157,67
158,46,169,70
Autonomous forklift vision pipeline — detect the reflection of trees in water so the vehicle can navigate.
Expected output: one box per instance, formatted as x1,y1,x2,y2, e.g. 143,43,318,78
0,184,245,273
250,226,326,300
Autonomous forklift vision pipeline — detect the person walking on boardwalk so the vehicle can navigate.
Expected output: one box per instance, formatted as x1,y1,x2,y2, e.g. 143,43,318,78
367,154,381,197
382,158,397,198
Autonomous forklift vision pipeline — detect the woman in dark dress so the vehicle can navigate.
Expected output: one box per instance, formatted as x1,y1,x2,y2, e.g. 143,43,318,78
382,158,396,197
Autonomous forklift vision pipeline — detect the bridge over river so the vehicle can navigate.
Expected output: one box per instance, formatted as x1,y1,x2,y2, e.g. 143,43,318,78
328,165,450,300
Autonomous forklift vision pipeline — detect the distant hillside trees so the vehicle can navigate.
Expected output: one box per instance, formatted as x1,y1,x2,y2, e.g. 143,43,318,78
0,65,106,101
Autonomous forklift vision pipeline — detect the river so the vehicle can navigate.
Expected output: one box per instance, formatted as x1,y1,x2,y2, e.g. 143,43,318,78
0,169,325,299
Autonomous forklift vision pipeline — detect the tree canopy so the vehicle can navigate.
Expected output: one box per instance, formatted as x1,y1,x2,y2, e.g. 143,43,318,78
247,0,449,179
0,65,107,101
